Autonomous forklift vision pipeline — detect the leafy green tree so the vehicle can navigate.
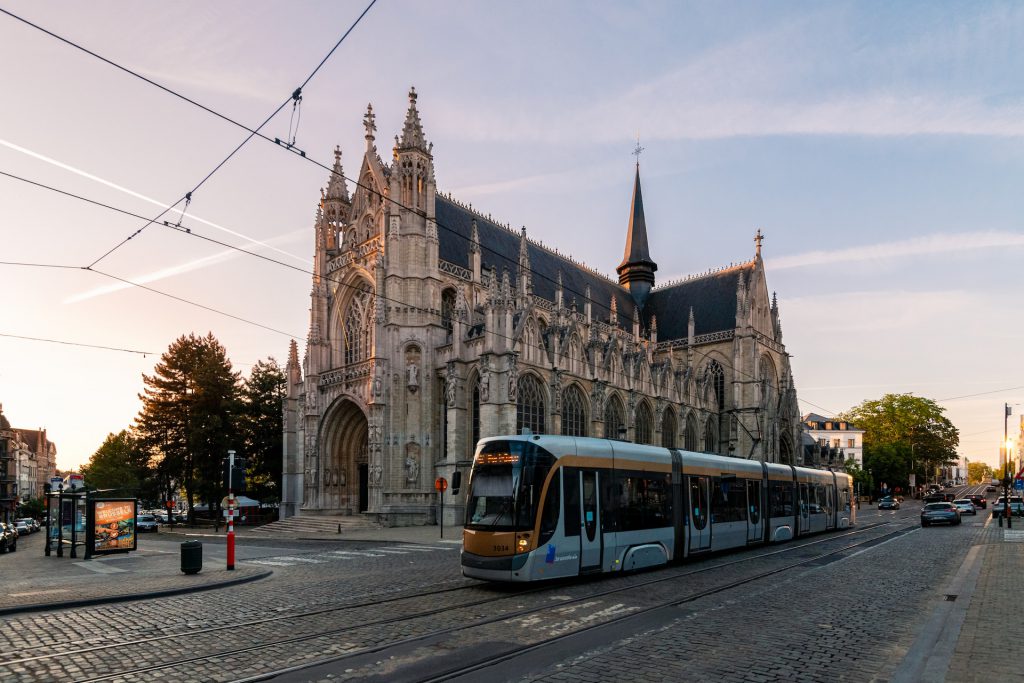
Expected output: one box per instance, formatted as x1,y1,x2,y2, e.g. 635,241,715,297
839,393,959,493
844,457,873,497
80,430,158,501
135,333,240,521
17,497,45,520
238,358,286,504
967,461,993,485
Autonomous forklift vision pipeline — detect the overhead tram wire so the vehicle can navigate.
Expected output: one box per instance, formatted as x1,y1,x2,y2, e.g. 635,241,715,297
1,165,842,419
0,2,379,270
0,332,152,356
3,3,690,329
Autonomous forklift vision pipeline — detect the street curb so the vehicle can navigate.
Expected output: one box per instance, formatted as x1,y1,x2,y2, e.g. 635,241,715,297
0,568,273,617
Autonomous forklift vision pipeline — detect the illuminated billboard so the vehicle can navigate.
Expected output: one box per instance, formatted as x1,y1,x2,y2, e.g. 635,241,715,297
89,499,137,555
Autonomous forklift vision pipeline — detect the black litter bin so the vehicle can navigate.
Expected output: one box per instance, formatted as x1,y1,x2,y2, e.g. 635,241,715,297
180,540,202,575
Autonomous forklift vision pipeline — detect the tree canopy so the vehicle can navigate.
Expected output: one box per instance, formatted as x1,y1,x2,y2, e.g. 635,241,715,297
838,393,959,493
238,358,286,503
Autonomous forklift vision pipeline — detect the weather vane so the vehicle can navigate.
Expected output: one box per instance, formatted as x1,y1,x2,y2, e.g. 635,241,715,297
632,134,644,165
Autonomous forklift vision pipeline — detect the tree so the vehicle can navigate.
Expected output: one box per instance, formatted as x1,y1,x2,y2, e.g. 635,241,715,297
839,393,960,493
134,333,240,521
80,430,158,501
238,358,286,503
967,461,993,485
844,457,873,497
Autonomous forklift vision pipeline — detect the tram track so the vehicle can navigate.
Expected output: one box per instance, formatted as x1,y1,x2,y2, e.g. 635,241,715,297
0,519,912,683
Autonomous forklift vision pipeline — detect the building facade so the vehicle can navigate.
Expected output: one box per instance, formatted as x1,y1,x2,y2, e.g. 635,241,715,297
282,89,806,526
802,413,864,469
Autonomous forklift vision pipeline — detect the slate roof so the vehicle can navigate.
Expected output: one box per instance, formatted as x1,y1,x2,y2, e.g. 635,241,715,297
435,195,751,342
436,195,638,327
645,263,755,340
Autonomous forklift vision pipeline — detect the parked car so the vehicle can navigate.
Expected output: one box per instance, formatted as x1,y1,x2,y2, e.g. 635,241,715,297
136,515,160,533
921,502,961,527
14,520,32,535
992,496,1024,518
0,522,18,553
968,495,987,509
952,499,977,515
878,496,901,510
986,485,997,492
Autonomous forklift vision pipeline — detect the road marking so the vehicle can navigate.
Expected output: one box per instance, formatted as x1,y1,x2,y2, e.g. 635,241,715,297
1003,530,1024,542
368,548,410,554
246,559,296,567
272,556,327,563
402,545,457,551
328,550,386,558
9,589,72,597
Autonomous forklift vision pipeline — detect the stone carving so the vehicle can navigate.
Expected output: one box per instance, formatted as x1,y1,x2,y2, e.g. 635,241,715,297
445,362,458,408
454,287,469,322
369,422,382,444
405,454,419,483
507,354,519,402
590,381,606,416
479,359,491,402
550,370,563,414
369,463,382,487
373,365,384,399
406,361,419,392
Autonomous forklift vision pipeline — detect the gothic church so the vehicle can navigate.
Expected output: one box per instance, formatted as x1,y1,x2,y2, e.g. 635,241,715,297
281,89,804,526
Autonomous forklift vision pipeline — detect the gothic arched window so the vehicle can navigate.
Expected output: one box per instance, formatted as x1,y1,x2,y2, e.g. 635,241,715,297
343,283,373,365
516,374,545,435
705,360,726,410
561,385,588,437
605,395,625,440
470,378,480,457
684,413,699,451
441,288,456,343
703,417,718,454
635,402,653,445
661,408,677,448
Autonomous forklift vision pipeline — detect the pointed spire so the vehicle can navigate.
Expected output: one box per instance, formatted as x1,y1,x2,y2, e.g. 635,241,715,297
324,146,350,203
288,339,299,368
616,164,658,311
363,103,376,151
470,219,480,253
771,291,778,312
610,296,618,326
755,229,764,258
397,86,428,152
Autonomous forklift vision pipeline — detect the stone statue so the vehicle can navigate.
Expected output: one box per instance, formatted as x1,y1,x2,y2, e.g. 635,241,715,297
373,366,384,398
407,361,419,391
445,368,458,408
508,360,518,402
405,455,419,483
369,463,382,487
479,360,491,402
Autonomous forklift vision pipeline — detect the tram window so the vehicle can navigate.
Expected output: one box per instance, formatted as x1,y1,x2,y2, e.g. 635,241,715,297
538,469,561,545
691,478,708,530
712,478,746,523
601,470,618,532
748,480,761,525
770,482,793,517
617,470,670,531
563,468,580,537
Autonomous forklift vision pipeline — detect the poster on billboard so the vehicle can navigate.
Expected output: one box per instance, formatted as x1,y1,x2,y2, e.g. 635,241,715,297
88,499,138,555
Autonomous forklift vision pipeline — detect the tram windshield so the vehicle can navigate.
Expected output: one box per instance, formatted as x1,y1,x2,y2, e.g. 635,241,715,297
465,440,556,532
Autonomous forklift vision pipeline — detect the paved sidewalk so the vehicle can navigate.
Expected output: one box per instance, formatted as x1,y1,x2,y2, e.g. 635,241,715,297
159,521,464,545
0,533,270,616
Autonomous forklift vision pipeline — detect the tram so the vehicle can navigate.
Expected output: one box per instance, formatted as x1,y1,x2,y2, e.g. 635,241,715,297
461,434,856,582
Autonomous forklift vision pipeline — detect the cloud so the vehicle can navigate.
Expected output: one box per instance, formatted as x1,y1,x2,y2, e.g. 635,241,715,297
766,231,1024,271
64,227,307,303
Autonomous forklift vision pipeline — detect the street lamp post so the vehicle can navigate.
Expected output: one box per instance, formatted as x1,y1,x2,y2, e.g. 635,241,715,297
1003,404,1013,529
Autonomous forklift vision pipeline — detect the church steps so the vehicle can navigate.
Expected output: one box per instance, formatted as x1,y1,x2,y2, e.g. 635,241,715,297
251,515,380,535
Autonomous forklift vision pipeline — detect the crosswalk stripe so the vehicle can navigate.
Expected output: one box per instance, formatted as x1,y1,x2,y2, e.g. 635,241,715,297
247,559,295,567
273,556,327,563
369,548,410,554
402,545,456,551
328,550,386,557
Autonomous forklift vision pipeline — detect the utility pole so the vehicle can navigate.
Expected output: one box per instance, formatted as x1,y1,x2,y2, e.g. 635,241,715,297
227,449,236,569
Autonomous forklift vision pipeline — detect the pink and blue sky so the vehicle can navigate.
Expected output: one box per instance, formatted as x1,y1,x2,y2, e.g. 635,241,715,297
1,1,1022,470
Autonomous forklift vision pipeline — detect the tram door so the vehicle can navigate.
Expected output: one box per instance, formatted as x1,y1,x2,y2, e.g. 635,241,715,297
798,483,810,535
688,476,711,552
825,486,835,530
746,479,763,542
579,470,602,572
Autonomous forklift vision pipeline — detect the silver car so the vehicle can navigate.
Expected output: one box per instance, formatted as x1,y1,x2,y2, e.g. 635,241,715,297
952,499,976,515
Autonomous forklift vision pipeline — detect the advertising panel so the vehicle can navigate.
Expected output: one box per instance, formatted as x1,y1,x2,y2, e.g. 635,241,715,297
89,499,137,555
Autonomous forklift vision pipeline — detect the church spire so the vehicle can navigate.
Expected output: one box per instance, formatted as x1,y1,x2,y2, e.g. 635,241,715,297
615,162,658,311
324,146,350,204
363,103,376,152
396,86,429,153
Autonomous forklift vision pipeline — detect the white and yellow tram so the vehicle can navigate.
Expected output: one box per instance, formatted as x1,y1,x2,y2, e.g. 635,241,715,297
461,434,856,582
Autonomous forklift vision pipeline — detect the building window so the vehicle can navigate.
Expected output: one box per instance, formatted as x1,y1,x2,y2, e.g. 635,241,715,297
703,418,718,454
661,408,676,448
516,375,546,435
561,385,588,437
704,360,726,410
343,284,372,365
833,438,841,449
470,381,480,457
848,438,855,449
635,402,653,445
684,413,699,451
605,395,625,440
441,288,456,343
818,438,827,447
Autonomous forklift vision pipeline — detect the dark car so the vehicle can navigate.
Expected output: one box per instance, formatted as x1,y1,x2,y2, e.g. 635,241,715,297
986,485,997,492
968,495,987,509
878,496,901,510
0,522,18,553
921,502,961,527
136,515,160,533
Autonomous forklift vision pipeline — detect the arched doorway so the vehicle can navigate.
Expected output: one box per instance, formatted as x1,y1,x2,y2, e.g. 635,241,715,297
320,397,369,514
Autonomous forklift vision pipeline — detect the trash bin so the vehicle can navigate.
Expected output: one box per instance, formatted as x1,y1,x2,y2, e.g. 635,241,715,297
180,540,202,575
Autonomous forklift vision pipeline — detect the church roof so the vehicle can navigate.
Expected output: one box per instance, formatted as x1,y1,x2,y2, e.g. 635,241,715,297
617,166,657,275
645,263,756,340
435,195,637,326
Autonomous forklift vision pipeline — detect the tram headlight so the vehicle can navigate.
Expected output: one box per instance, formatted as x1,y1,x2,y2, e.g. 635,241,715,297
516,534,530,553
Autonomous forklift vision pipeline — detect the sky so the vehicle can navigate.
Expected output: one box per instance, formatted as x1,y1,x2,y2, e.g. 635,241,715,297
1,1,1022,472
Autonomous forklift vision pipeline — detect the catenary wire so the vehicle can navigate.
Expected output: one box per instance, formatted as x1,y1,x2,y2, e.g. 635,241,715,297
0,332,152,356
0,165,849,423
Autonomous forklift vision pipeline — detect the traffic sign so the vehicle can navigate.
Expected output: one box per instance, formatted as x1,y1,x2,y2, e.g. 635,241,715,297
1016,480,1023,491
435,477,448,493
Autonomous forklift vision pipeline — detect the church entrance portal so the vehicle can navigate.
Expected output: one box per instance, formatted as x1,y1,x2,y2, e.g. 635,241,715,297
320,398,369,515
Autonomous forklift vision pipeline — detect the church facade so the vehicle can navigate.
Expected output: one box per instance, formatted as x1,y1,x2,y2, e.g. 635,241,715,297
281,89,805,525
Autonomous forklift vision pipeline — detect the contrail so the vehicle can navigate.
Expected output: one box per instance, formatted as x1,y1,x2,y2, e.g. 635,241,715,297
0,137,311,265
